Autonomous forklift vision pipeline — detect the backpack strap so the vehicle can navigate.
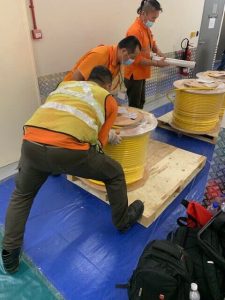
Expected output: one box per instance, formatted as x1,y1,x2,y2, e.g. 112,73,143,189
212,211,225,231
170,226,189,248
197,210,225,270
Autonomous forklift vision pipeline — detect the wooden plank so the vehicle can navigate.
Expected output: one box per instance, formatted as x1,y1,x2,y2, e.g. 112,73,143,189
67,140,206,228
157,111,219,144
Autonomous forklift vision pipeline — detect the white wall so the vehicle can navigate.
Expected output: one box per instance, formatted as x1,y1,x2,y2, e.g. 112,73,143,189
27,0,205,77
0,0,40,167
154,0,205,52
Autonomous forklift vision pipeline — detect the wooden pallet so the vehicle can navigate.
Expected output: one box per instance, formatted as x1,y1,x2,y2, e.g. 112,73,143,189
157,111,219,144
67,139,206,228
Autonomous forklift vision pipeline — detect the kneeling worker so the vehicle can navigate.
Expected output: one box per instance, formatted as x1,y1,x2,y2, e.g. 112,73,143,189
2,66,144,274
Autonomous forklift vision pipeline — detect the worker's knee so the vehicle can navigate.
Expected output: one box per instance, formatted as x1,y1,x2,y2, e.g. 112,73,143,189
111,159,124,177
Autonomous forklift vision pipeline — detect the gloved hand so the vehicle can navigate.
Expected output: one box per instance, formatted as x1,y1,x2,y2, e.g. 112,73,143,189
108,129,122,145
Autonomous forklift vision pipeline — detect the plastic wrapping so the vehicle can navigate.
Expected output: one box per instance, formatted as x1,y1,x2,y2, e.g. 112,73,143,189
0,230,62,300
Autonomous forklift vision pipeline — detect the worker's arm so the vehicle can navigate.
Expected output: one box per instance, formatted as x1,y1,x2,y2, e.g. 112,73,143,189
98,95,118,147
139,41,168,67
127,28,168,67
72,69,85,81
138,56,167,67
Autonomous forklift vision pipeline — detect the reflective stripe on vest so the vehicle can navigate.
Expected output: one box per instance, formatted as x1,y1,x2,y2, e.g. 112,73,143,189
49,87,105,125
25,81,109,145
41,101,98,132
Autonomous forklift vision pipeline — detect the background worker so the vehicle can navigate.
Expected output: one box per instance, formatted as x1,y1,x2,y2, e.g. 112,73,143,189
64,36,141,92
1,66,144,274
124,0,169,109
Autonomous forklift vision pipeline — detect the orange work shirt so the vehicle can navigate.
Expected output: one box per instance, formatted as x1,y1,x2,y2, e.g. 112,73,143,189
23,95,118,150
64,45,120,81
124,17,157,80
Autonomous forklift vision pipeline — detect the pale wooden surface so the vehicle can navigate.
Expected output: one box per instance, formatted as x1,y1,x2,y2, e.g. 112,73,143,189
67,139,206,228
157,111,219,143
173,79,225,95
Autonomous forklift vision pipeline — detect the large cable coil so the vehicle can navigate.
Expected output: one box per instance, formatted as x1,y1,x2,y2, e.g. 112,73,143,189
104,133,149,185
170,79,225,134
196,71,225,117
90,108,157,186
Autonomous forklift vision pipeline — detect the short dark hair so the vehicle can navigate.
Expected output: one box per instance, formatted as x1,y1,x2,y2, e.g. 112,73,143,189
137,0,162,14
118,36,141,54
88,65,112,85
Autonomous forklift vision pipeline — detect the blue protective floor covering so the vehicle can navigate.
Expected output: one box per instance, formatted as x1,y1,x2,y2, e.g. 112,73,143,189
0,104,215,300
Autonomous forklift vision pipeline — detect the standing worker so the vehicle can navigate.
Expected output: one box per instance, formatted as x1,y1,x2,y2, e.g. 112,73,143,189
1,66,144,274
124,0,169,109
64,36,141,93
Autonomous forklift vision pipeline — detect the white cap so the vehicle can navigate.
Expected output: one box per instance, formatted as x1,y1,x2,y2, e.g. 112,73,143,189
191,283,198,291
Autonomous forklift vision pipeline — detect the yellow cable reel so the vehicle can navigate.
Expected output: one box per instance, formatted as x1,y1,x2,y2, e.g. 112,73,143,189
90,109,157,186
167,80,225,134
196,71,225,117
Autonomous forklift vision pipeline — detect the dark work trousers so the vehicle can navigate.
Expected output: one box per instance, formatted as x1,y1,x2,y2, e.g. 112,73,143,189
3,140,129,250
124,76,146,109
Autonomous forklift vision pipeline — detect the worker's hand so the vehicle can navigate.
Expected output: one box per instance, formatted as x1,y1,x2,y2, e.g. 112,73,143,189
108,129,122,145
156,57,170,67
156,51,166,59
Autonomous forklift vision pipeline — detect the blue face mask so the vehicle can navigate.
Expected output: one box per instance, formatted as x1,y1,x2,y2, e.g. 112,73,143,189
122,58,135,65
146,20,154,28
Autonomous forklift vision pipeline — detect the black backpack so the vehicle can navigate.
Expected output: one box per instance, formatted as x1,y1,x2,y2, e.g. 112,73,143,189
119,205,225,300
168,210,225,300
126,240,192,300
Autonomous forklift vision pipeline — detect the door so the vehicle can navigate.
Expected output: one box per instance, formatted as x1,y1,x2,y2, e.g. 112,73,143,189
194,0,225,73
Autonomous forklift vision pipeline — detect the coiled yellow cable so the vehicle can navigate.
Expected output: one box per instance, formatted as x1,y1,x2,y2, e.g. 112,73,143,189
196,71,225,117
168,88,223,133
90,133,149,186
88,110,158,187
104,134,149,184
220,96,225,117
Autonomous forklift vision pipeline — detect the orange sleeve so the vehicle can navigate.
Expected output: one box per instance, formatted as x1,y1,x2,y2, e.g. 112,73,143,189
78,52,108,80
98,95,118,147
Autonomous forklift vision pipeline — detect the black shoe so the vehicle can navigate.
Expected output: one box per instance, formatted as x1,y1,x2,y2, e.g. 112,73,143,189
1,248,21,274
119,200,144,233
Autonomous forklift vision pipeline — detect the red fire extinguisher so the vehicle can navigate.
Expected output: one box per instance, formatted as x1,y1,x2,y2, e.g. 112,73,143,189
179,38,192,76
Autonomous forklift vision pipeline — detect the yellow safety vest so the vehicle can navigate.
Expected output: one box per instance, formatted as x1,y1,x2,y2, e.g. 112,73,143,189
25,81,109,145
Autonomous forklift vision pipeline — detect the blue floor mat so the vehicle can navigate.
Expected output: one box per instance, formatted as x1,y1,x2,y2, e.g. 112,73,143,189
0,105,215,300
